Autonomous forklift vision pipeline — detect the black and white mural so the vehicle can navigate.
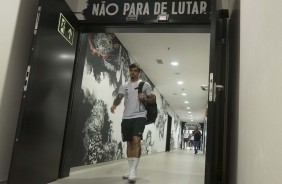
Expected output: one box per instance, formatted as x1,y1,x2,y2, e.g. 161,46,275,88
172,114,181,149
71,33,181,167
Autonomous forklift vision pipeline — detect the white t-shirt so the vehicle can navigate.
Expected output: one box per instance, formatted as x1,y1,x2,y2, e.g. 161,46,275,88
118,79,152,119
184,132,190,139
190,136,194,141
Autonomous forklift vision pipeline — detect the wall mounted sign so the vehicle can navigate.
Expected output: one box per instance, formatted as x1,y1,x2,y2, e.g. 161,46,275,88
58,13,74,45
81,0,211,24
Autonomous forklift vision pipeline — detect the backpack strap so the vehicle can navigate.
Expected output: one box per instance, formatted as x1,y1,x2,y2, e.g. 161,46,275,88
138,81,147,108
138,81,145,93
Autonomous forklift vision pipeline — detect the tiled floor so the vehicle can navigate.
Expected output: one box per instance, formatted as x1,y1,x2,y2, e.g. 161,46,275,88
49,149,205,184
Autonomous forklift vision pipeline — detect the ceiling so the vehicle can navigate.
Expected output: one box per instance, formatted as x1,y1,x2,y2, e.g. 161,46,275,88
115,33,210,124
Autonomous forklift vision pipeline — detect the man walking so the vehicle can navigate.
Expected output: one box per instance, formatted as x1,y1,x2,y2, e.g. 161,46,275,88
110,63,155,183
193,126,201,154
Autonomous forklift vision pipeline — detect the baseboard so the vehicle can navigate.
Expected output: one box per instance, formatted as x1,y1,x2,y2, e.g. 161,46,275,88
0,181,7,184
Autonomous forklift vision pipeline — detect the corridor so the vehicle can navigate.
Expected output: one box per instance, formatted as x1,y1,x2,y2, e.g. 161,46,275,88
49,149,205,184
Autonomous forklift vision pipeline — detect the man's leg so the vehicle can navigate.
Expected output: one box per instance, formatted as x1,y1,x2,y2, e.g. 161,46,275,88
123,142,133,179
122,120,134,180
123,137,141,179
194,141,199,154
131,136,141,158
194,141,197,154
127,136,141,182
125,118,145,183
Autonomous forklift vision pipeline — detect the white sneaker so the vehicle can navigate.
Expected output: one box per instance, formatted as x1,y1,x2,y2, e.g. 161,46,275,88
128,170,136,183
122,170,129,179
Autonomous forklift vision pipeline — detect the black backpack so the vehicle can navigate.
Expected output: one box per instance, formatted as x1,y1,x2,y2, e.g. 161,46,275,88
138,81,158,125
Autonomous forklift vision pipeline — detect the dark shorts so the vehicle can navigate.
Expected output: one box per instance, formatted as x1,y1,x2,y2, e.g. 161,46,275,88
184,138,189,142
121,117,146,142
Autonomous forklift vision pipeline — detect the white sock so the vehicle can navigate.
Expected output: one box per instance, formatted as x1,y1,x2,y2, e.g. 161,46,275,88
128,157,134,171
131,158,140,171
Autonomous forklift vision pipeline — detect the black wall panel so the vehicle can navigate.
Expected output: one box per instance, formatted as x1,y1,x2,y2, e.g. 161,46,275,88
8,0,79,183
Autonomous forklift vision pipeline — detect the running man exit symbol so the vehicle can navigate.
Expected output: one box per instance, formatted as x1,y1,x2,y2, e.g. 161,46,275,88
58,13,74,45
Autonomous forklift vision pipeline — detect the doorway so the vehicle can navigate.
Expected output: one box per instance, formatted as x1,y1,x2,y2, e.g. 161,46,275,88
63,30,210,184
58,31,209,184
65,10,228,183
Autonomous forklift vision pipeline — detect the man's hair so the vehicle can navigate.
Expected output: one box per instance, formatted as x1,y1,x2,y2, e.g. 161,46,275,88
129,63,141,73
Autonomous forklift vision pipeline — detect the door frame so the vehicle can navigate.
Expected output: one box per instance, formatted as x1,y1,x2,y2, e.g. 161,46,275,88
204,0,229,183
64,20,228,183
61,16,227,184
165,115,172,152
60,23,211,176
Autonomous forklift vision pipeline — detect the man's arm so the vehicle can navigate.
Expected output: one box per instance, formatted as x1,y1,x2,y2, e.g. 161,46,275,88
110,93,124,113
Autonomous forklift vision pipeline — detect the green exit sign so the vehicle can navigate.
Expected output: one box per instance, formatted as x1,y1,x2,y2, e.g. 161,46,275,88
58,13,74,45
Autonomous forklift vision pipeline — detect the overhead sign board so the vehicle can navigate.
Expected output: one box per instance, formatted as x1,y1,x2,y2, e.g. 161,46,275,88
81,0,210,24
58,13,74,45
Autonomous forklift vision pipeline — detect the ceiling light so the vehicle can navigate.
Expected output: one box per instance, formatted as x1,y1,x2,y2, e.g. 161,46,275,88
126,14,138,21
171,62,178,66
177,81,183,85
184,101,189,104
182,92,187,96
157,14,169,22
187,107,190,109
188,112,192,113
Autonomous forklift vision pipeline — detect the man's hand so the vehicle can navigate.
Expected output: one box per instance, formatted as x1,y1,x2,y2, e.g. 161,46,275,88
110,105,117,113
111,94,123,113
138,93,146,102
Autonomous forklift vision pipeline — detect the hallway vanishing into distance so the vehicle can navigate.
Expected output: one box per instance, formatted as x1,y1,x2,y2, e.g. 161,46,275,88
49,149,205,184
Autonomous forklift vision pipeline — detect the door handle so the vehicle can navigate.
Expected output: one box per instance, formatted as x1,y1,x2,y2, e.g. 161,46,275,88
216,84,224,91
201,85,208,91
201,84,223,91
208,73,224,102
213,82,224,102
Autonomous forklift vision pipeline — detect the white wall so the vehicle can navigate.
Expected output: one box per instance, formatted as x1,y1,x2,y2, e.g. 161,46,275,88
0,0,39,182
65,0,79,10
222,0,228,9
239,0,282,183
